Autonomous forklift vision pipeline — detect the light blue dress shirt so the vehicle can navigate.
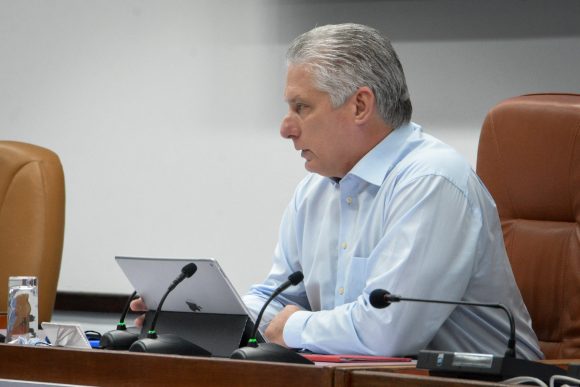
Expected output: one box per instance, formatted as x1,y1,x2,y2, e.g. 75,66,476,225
243,122,543,360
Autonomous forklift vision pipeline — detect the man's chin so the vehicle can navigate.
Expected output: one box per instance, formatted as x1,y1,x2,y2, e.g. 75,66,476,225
304,162,328,177
304,160,316,172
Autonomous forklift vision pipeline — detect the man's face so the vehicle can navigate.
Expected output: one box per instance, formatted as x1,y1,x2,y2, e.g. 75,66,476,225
280,64,358,178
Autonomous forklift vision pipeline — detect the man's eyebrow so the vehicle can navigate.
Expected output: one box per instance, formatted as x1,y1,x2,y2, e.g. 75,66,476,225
284,95,303,104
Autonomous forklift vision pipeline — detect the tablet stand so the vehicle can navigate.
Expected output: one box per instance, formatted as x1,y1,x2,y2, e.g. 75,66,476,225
141,311,260,358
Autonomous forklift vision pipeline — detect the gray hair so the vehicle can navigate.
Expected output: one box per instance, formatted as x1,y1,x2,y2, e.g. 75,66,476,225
286,23,412,129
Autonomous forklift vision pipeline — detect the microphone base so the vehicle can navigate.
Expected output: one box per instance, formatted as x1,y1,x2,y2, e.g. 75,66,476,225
417,350,565,383
129,333,211,357
99,330,139,350
230,343,313,365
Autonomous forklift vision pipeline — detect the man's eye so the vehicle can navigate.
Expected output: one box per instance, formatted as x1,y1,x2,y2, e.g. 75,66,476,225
296,103,306,113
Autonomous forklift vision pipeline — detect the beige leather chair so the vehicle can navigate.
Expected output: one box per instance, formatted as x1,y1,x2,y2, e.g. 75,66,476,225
0,141,65,324
476,93,580,359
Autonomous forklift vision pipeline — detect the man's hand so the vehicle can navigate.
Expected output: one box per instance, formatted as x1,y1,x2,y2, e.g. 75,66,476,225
129,297,148,327
264,305,301,346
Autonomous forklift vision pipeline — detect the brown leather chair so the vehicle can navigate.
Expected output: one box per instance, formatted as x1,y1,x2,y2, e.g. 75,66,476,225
0,141,65,324
476,93,580,359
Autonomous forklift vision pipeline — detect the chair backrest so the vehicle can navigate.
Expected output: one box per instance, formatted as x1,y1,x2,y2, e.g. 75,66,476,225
0,141,65,324
476,93,580,359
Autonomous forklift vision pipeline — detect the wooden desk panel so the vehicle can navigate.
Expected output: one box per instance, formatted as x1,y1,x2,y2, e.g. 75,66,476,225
335,370,511,387
2,344,573,387
0,344,333,387
333,359,579,387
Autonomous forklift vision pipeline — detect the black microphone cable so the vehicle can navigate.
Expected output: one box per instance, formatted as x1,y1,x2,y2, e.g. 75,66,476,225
117,290,138,331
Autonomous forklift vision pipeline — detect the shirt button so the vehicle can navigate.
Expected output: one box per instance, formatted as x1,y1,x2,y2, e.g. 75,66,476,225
341,242,348,249
346,196,353,205
338,287,344,295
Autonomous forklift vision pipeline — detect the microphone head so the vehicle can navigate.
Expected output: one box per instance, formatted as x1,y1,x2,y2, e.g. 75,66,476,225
181,263,197,278
369,289,391,309
288,271,304,286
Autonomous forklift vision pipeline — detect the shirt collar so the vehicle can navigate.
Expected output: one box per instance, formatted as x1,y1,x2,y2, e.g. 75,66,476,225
345,122,419,187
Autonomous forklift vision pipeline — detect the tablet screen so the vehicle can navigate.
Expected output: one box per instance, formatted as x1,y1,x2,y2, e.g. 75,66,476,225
115,256,249,316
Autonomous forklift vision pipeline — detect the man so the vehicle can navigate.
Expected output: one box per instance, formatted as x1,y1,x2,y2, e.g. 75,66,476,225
242,23,543,359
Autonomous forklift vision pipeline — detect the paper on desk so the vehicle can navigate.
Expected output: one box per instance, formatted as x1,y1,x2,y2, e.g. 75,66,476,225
301,354,413,363
42,322,91,349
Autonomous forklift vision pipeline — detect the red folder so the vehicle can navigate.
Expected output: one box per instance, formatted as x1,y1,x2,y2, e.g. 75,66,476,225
301,354,413,363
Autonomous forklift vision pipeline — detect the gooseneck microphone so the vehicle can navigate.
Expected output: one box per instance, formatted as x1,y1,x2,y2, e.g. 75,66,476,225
369,289,564,383
128,263,211,356
230,271,313,364
99,290,140,349
369,289,516,358
147,263,197,339
247,270,304,347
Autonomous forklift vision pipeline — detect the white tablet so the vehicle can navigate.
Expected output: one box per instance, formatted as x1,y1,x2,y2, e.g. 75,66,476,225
115,256,249,316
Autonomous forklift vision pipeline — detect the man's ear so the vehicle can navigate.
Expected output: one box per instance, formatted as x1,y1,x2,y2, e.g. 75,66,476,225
352,87,376,125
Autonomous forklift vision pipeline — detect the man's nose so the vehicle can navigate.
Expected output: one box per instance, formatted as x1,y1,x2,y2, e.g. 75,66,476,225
280,114,300,139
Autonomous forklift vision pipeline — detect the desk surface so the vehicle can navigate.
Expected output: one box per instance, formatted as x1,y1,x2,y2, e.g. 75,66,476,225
0,344,575,387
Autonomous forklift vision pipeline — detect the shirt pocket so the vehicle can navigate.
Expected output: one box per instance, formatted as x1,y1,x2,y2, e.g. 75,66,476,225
345,256,369,303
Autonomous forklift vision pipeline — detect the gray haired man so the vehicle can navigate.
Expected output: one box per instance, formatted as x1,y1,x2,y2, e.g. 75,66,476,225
243,23,543,359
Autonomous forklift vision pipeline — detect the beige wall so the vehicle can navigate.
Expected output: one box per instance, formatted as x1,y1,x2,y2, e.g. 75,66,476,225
1,0,579,294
